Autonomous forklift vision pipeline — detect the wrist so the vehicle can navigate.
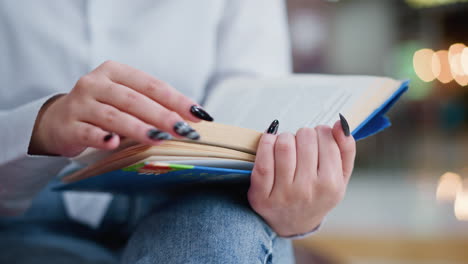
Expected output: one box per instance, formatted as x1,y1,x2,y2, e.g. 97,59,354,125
280,223,322,239
28,94,66,155
271,215,324,238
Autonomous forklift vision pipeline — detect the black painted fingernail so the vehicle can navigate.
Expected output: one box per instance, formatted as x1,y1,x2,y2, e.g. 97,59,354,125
103,133,114,142
266,119,279,135
147,129,172,140
174,121,200,140
186,130,200,140
339,113,350,137
190,105,214,121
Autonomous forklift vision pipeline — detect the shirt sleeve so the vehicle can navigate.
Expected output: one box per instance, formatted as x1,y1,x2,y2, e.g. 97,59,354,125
205,0,292,95
0,95,68,216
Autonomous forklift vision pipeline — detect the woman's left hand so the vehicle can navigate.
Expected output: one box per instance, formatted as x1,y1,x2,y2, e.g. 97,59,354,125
248,119,356,237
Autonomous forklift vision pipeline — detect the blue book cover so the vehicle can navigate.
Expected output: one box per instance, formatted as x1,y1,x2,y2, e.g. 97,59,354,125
352,80,409,140
54,162,252,193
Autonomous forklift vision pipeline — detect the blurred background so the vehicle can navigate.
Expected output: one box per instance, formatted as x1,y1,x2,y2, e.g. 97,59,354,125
285,0,468,263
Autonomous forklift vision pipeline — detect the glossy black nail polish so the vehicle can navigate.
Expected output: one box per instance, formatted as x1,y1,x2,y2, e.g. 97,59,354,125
174,121,200,140
190,105,214,121
339,113,350,137
103,133,114,142
147,129,172,140
266,119,279,135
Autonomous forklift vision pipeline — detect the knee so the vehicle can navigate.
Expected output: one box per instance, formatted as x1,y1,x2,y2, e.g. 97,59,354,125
122,191,277,263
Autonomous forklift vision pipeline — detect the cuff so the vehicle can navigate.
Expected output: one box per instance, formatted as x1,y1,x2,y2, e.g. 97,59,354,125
0,94,68,215
0,94,57,164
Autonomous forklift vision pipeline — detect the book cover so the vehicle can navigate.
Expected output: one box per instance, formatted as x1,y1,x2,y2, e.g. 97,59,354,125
54,162,252,192
352,80,409,140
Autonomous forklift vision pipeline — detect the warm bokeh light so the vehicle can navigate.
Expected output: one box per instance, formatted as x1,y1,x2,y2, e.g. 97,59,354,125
449,53,465,77
434,50,453,83
452,49,468,86
454,180,468,221
406,0,468,8
431,52,441,78
413,49,438,82
455,191,468,221
461,48,468,75
413,44,468,85
436,43,468,86
436,172,462,202
448,43,465,61
448,44,467,86
453,73,468,86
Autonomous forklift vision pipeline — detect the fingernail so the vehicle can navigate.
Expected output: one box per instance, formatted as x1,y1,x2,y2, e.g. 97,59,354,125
266,119,279,135
147,129,172,140
190,105,214,121
339,113,350,137
174,121,200,140
103,133,114,142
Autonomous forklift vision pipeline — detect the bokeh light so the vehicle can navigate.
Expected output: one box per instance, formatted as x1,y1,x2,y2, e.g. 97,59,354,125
434,50,453,84
413,49,438,82
453,72,468,86
448,43,468,86
431,51,441,77
450,53,464,76
448,43,465,61
460,47,468,75
413,44,468,86
436,172,462,202
406,0,468,8
454,179,468,221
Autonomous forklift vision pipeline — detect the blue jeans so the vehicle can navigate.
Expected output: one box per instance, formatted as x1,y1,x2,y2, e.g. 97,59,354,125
0,181,294,263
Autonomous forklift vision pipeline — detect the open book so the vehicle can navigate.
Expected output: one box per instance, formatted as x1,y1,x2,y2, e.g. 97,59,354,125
54,74,408,193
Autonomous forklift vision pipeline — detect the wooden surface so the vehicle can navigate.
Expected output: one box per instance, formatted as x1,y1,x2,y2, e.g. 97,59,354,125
295,235,468,263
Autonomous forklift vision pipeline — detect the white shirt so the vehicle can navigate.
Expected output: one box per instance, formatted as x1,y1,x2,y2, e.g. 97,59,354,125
0,0,291,221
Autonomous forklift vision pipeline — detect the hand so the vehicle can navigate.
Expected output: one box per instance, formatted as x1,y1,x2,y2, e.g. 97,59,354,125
248,118,356,237
29,60,214,157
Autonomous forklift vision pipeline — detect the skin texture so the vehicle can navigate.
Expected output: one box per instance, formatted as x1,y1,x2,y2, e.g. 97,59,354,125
29,61,356,237
29,60,202,157
248,121,356,237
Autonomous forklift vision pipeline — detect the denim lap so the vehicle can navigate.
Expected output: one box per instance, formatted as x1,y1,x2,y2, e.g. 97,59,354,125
0,182,294,263
122,189,294,264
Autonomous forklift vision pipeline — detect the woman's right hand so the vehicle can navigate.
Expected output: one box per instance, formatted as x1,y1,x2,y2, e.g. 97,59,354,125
29,60,213,157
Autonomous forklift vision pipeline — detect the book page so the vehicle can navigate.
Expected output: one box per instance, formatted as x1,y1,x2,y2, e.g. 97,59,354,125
154,159,254,170
204,74,399,133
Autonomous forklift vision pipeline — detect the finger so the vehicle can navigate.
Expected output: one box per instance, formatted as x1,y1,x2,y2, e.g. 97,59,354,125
294,127,318,184
332,120,356,183
271,132,296,194
94,81,191,139
79,101,171,146
250,134,277,198
72,122,120,150
96,61,202,122
316,125,342,182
